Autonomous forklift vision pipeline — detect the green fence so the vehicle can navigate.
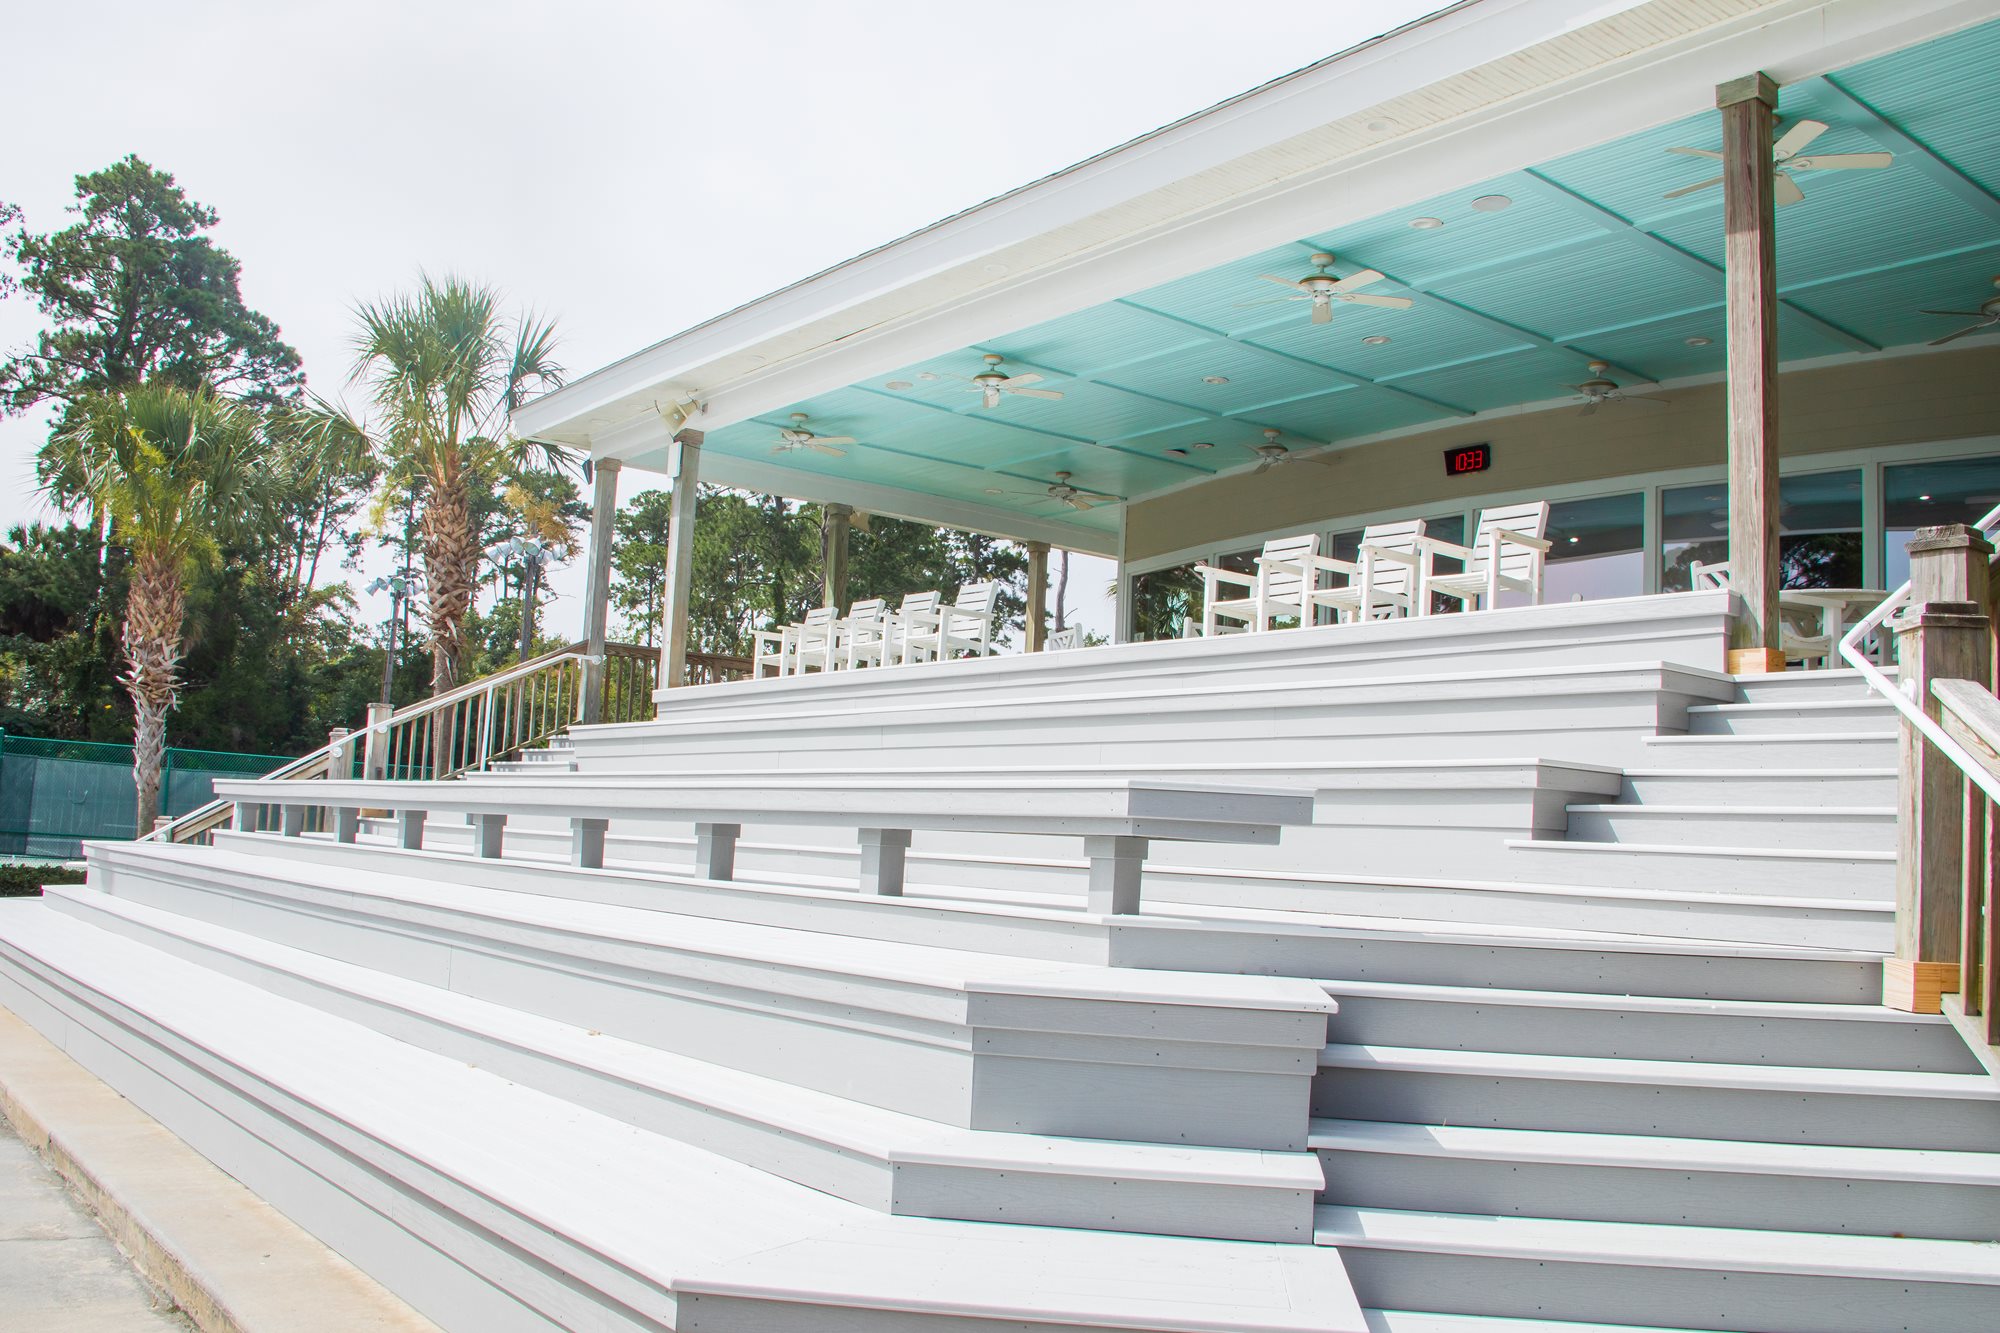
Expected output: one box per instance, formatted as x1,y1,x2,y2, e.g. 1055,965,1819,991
0,732,290,860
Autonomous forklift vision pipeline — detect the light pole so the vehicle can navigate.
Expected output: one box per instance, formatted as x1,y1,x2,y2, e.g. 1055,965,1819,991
364,571,420,704
489,537,553,663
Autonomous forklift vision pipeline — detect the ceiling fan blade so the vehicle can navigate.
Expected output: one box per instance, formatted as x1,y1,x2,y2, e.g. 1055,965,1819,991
813,435,857,446
1789,152,1893,171
1064,497,1095,511
1920,309,1989,318
1577,400,1598,418
1008,387,1065,400
1253,460,1278,474
1311,301,1332,325
1773,172,1806,207
1930,323,1993,346
770,444,792,454
808,443,848,457
1256,274,1303,289
1663,175,1724,200
1328,268,1386,294
1342,293,1414,309
1667,145,1723,159
999,373,1044,388
1773,118,1829,161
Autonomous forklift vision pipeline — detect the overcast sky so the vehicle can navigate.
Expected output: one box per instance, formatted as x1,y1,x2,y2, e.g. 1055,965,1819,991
0,0,1448,641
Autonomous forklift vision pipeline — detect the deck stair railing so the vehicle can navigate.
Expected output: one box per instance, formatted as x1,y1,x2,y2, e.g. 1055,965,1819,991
144,642,749,847
1842,507,2000,1067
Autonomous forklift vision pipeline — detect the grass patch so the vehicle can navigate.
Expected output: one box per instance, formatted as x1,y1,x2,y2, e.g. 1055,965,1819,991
0,863,86,897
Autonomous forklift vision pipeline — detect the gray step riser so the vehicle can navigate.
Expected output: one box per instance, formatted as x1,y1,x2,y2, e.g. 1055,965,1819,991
93,858,1321,1150
1323,996,1976,1073
1500,843,1890,896
354,822,1892,954
49,891,1311,1242
1563,809,1895,853
1689,707,1895,736
1731,673,1884,704
1315,1147,1999,1241
226,831,1883,1004
1621,773,1897,804
1332,1246,1990,1333
1310,1067,2000,1151
1641,735,1898,768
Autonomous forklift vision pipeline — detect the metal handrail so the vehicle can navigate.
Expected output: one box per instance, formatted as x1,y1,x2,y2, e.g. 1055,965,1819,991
1837,501,2000,806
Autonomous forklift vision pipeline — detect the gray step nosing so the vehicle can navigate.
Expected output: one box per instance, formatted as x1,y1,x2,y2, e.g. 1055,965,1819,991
1316,979,1937,1023
1504,838,1894,864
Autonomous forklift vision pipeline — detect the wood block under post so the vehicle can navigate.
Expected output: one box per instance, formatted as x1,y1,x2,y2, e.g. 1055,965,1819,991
395,809,426,851
571,817,608,870
472,813,505,859
332,807,359,844
1883,958,1960,1014
694,822,740,881
280,805,306,838
1084,835,1148,915
857,828,911,896
1727,647,1788,675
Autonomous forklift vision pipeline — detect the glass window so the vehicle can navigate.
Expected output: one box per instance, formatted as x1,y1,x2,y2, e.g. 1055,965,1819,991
1129,563,1203,641
1540,492,1644,604
1660,470,1863,591
1885,454,2000,589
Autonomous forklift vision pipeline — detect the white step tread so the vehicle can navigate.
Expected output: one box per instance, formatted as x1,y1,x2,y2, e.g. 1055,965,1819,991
1309,1118,2000,1186
1312,1204,2000,1285
1688,700,1891,716
65,886,1319,1192
1504,838,1894,866
1363,1312,1693,1333
1645,730,1890,746
1314,978,1935,1025
1618,767,1897,779
1562,803,1893,817
1316,1043,1999,1100
0,902,1365,1331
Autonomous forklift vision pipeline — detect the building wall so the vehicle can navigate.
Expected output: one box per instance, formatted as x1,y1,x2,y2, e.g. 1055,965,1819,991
1124,345,2000,563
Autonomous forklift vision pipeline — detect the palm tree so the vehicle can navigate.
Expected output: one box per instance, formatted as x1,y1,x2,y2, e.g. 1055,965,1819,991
45,384,271,830
346,275,564,693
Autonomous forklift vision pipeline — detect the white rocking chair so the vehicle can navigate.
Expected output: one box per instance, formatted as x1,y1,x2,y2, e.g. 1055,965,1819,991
1196,533,1319,636
752,624,797,678
1044,626,1083,652
1302,519,1428,624
791,605,842,673
1689,560,1833,666
1419,501,1551,613
902,583,998,662
841,597,896,669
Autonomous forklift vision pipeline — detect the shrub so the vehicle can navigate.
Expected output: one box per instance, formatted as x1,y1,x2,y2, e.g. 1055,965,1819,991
0,863,86,896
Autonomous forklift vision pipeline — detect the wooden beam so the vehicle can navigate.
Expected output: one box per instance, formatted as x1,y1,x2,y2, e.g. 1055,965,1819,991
578,457,622,724
1720,72,1785,673
658,430,703,689
1024,541,1050,652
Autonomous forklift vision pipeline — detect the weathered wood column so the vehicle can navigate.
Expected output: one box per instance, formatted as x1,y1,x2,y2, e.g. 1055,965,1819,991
1887,523,1994,1012
1024,541,1050,652
1719,72,1786,674
821,503,853,612
578,457,622,723
658,430,703,689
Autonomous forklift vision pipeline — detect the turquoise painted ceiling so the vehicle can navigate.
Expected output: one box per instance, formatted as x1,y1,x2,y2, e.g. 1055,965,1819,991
704,18,2000,540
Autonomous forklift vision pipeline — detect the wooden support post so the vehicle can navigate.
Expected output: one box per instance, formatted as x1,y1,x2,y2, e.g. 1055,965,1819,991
693,821,739,881
1718,72,1786,675
361,702,392,780
280,804,305,838
1084,835,1148,915
332,807,359,844
1025,541,1050,652
472,813,506,859
659,431,703,690
579,457,622,724
857,828,911,897
1887,524,1994,1012
571,817,608,870
326,727,352,779
395,809,426,851
822,503,853,614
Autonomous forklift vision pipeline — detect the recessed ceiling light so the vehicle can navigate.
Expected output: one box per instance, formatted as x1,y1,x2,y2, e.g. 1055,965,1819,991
884,379,913,390
1366,119,1393,133
1190,441,1214,450
1684,336,1712,347
983,262,1009,275
1362,335,1392,346
1409,216,1444,230
1202,375,1230,384
1166,447,1190,457
1471,194,1513,212
1920,493,1933,501
1568,536,1580,543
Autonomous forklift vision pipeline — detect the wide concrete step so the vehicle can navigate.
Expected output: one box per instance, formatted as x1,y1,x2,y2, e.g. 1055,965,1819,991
1620,767,1897,804
49,885,1320,1242
1686,699,1896,736
1500,838,1892,897
1311,1118,2000,1240
1317,979,1978,1073
1314,1204,1999,1332
1561,804,1895,852
0,902,1361,1332
1312,1044,2000,1151
1640,730,1897,767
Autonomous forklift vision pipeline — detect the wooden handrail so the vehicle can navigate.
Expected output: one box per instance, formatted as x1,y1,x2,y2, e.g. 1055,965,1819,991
1934,679,2000,785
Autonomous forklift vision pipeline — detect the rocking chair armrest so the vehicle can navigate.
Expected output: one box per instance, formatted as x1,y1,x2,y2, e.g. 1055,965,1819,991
1194,564,1255,590
1493,528,1552,554
1357,544,1420,568
1413,535,1474,562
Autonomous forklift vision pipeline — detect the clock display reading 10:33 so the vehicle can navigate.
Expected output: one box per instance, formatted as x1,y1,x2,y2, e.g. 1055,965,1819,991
1444,443,1492,477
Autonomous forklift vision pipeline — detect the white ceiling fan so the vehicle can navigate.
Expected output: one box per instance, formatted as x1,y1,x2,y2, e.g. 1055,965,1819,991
983,472,1120,511
1922,277,2000,346
1566,362,1670,417
770,413,854,457
1237,253,1412,324
1241,428,1339,473
1663,119,1893,206
921,354,1066,410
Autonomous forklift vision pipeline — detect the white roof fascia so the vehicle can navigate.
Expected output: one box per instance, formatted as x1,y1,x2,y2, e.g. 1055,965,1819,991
516,0,1993,459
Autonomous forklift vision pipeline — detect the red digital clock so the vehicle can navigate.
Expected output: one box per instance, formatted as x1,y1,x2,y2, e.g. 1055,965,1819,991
1444,444,1492,477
